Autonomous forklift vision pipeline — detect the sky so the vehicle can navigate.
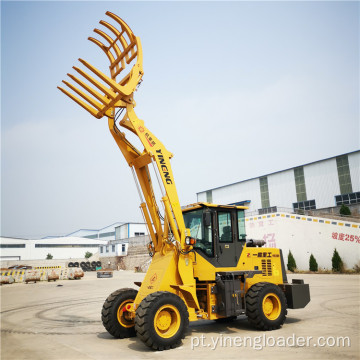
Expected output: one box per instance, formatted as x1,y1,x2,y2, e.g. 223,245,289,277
1,1,359,239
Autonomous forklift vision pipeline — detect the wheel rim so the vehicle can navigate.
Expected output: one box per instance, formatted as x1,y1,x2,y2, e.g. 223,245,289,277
117,300,134,328
154,304,181,338
262,293,281,320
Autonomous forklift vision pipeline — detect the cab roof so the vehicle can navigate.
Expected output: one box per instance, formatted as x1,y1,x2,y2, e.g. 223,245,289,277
182,202,248,213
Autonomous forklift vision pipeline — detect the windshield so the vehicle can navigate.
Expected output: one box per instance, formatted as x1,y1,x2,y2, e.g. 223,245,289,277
183,209,213,257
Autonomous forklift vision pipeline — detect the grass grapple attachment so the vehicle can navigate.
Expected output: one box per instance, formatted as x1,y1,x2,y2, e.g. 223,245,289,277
58,11,143,119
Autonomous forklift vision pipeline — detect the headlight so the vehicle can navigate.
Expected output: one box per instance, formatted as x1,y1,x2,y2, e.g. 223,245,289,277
185,236,196,245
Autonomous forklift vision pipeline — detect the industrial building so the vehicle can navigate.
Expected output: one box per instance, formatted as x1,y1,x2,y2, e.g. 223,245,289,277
99,223,148,257
197,150,360,270
44,222,123,241
0,236,105,261
197,151,360,215
0,222,148,262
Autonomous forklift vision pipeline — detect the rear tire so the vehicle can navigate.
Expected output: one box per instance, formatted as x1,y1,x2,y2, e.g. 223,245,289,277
135,291,189,350
246,282,287,330
102,288,138,338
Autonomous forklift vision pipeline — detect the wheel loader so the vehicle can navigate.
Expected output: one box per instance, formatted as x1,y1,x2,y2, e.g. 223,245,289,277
58,12,310,350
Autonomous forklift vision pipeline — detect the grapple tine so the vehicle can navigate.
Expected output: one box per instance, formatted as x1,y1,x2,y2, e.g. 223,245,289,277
72,65,117,100
105,12,135,42
62,80,104,111
103,13,136,66
78,58,131,96
99,21,126,72
88,37,117,77
110,40,137,70
58,12,144,119
98,22,122,57
88,37,114,60
93,28,122,58
57,86,100,118
67,73,111,106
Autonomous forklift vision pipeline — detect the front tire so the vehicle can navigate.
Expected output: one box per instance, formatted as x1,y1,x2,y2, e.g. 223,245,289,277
102,288,138,338
246,282,287,330
135,291,189,350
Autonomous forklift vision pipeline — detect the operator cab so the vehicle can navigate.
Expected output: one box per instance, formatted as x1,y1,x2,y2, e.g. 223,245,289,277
182,203,247,267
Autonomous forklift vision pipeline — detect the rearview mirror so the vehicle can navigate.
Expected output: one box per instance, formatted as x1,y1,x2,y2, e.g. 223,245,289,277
203,212,211,227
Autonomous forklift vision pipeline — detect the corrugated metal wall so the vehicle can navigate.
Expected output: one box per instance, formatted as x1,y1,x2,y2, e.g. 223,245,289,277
267,169,297,209
197,151,359,210
212,178,262,211
349,152,360,191
304,158,340,208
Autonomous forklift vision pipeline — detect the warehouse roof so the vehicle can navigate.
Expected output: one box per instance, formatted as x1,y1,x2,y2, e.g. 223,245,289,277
197,150,360,194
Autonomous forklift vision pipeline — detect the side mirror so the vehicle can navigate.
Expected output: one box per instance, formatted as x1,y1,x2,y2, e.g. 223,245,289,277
203,212,212,227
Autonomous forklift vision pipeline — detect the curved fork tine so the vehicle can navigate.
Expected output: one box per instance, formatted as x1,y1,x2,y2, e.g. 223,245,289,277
57,86,100,118
99,20,127,70
94,28,122,58
59,12,143,119
91,30,121,79
88,37,117,78
105,11,135,42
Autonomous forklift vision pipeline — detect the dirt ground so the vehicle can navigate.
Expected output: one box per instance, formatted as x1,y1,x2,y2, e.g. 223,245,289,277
1,271,359,360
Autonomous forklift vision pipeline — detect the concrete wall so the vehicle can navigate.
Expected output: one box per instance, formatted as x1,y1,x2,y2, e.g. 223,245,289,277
0,237,106,261
99,243,128,257
115,223,148,240
129,224,147,237
119,255,149,271
0,251,101,269
99,235,150,257
98,252,149,271
310,204,360,218
246,213,360,270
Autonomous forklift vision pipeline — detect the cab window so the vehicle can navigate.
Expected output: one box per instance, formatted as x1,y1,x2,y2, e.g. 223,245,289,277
218,212,233,243
183,209,214,257
237,210,246,240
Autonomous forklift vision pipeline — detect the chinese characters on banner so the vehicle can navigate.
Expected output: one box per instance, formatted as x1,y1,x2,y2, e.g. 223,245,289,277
248,219,277,248
249,219,275,229
332,232,360,244
263,233,276,248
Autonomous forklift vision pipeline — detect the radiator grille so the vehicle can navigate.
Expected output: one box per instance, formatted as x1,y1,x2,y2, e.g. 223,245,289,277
261,259,272,276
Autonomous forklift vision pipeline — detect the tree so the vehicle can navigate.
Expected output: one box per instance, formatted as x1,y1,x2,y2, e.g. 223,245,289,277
332,248,343,272
46,253,53,259
85,251,93,259
339,204,351,216
309,254,318,272
287,250,297,272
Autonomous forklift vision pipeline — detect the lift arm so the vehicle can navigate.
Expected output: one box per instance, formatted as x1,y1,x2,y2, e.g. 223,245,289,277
58,12,198,308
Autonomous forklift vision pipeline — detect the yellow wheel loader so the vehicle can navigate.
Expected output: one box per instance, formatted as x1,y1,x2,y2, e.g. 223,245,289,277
58,12,310,351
